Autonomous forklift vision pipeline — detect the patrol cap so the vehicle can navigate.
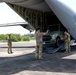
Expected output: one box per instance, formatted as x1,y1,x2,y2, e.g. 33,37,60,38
36,28,41,31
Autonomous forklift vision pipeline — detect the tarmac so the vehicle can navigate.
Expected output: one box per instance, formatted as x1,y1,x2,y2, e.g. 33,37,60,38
0,41,76,75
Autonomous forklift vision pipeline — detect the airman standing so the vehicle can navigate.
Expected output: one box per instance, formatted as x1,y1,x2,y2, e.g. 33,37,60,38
35,28,48,60
64,31,71,53
7,34,13,54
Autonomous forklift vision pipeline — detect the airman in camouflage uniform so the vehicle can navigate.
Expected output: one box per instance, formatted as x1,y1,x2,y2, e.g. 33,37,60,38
35,28,48,60
64,31,71,53
7,34,13,54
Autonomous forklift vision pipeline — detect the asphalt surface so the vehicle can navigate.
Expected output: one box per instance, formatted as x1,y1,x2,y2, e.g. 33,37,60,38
0,41,76,75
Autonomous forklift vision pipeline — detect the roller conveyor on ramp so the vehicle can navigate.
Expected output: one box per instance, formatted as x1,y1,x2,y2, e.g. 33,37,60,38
43,43,65,54
43,40,75,54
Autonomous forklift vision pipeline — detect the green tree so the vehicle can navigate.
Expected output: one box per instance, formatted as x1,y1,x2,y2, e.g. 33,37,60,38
11,35,18,42
21,35,30,41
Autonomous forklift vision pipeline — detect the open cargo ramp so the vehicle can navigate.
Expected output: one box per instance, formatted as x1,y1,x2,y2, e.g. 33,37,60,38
45,0,76,39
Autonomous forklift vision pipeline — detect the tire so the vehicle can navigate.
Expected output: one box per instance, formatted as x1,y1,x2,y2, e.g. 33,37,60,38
56,37,61,47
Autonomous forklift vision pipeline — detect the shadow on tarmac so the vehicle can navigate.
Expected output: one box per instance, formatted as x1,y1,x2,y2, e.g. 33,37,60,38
0,47,76,75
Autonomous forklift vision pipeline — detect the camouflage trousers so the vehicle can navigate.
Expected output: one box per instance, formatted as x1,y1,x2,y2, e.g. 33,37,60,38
35,44,42,59
65,41,71,53
8,45,12,54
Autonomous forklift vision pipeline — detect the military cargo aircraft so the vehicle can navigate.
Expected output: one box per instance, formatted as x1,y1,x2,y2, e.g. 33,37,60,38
0,0,76,46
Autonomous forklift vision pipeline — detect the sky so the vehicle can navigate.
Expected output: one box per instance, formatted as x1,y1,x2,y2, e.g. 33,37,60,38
0,26,30,35
0,2,31,35
59,0,76,12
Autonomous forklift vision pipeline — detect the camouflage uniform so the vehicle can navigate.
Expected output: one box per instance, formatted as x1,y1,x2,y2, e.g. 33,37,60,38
7,34,13,54
35,31,43,59
64,32,71,53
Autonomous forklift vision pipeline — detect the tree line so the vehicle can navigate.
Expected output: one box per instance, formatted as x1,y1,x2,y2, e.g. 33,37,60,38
0,34,35,42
